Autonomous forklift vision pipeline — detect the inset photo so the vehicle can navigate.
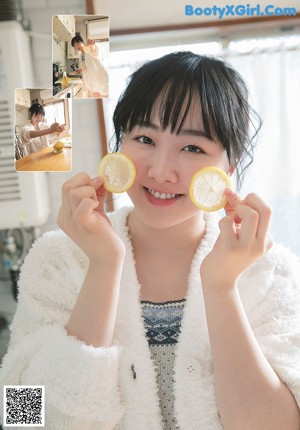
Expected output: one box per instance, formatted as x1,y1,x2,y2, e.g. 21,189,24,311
15,88,72,172
52,15,109,99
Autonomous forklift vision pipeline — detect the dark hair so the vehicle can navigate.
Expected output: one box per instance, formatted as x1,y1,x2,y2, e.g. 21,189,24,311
71,35,84,47
29,103,45,117
112,51,261,188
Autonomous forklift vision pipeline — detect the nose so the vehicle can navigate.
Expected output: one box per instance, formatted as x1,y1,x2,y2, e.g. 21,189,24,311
147,150,178,184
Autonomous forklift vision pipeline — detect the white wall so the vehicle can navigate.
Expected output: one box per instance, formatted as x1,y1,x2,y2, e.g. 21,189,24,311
15,107,30,128
20,0,104,232
97,0,300,30
53,39,67,66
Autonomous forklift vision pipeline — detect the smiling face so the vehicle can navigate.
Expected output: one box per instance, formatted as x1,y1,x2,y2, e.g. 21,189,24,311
113,52,258,197
121,96,232,230
72,41,84,52
31,112,44,126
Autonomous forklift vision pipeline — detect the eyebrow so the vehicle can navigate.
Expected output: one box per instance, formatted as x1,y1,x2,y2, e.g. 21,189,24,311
133,120,210,139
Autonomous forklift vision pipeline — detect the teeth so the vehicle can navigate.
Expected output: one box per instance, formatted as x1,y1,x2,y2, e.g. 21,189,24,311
147,188,179,199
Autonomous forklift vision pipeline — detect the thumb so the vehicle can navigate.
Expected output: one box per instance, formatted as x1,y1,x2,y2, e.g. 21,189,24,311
89,176,107,208
224,188,242,223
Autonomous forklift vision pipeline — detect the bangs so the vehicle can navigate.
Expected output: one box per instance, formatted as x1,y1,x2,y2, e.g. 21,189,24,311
113,52,215,143
38,106,45,116
127,78,213,140
30,103,45,117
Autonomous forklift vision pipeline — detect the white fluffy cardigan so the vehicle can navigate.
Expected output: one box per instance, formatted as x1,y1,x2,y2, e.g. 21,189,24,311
1,206,300,430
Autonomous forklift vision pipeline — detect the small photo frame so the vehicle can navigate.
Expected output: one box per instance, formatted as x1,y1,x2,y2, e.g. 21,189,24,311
15,88,72,172
52,14,110,100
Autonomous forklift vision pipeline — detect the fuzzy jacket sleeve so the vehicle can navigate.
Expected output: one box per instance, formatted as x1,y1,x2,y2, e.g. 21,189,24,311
19,121,34,143
239,244,300,406
0,230,124,429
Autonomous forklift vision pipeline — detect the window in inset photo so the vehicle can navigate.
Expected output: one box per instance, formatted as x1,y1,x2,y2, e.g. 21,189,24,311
15,88,72,172
52,15,109,100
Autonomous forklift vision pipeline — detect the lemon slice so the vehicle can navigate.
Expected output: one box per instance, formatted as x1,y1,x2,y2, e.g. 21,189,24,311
98,153,136,193
189,166,232,212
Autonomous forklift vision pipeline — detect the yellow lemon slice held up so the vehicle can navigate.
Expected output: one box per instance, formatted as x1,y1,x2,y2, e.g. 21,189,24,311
98,153,136,193
189,166,232,212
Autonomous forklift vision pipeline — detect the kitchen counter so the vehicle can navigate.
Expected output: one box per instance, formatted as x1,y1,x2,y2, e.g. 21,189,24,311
15,146,72,172
53,78,83,99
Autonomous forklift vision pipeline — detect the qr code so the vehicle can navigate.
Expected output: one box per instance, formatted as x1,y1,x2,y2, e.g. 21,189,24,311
3,385,45,427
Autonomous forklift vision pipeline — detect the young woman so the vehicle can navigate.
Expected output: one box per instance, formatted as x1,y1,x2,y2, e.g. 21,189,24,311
19,103,64,154
71,35,109,98
1,52,300,430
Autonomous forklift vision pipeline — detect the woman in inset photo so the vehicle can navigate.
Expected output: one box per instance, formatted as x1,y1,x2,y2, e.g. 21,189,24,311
71,35,109,99
19,103,64,155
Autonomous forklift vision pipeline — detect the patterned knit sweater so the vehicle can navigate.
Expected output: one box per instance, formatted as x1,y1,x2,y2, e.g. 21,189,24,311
141,300,186,430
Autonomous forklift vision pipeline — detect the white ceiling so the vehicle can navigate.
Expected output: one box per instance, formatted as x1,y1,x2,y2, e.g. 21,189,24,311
94,0,300,30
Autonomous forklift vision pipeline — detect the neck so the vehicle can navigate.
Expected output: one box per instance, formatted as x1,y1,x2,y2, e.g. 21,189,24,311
127,210,206,254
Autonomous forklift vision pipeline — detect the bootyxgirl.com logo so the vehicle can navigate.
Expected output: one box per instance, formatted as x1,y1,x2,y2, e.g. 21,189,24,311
185,4,297,19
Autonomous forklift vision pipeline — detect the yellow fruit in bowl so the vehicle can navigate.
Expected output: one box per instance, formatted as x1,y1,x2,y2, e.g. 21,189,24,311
53,140,64,154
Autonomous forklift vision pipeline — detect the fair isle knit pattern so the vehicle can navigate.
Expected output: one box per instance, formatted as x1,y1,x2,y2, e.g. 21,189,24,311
141,300,186,430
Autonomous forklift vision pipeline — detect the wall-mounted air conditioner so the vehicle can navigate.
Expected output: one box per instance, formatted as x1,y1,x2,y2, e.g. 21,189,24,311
0,21,50,230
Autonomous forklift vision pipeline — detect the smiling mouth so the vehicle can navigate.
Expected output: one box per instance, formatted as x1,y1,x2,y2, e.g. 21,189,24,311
145,187,183,200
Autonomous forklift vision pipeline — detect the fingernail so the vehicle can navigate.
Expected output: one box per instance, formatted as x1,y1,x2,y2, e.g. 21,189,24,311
92,176,103,185
224,187,235,196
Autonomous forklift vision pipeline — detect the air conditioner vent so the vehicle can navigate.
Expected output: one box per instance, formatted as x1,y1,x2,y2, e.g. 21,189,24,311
0,21,49,229
0,96,21,203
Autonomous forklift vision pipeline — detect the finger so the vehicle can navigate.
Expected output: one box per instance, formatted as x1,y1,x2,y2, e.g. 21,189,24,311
218,216,237,244
224,188,242,207
73,197,100,232
87,176,107,214
241,193,272,248
89,175,104,190
224,188,242,223
94,177,107,203
69,185,99,214
234,204,259,246
61,172,93,212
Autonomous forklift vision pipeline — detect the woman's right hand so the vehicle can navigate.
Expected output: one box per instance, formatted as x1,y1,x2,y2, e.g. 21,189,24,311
86,39,95,47
57,173,126,265
49,122,65,134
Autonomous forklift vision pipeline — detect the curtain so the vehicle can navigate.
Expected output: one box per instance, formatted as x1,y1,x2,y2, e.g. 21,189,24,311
227,43,300,255
44,100,66,126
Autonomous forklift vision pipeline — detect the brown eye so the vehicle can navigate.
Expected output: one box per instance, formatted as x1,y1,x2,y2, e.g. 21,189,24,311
137,136,154,145
183,145,205,154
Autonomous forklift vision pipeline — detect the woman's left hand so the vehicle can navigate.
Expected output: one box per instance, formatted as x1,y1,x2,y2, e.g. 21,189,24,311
200,189,273,292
